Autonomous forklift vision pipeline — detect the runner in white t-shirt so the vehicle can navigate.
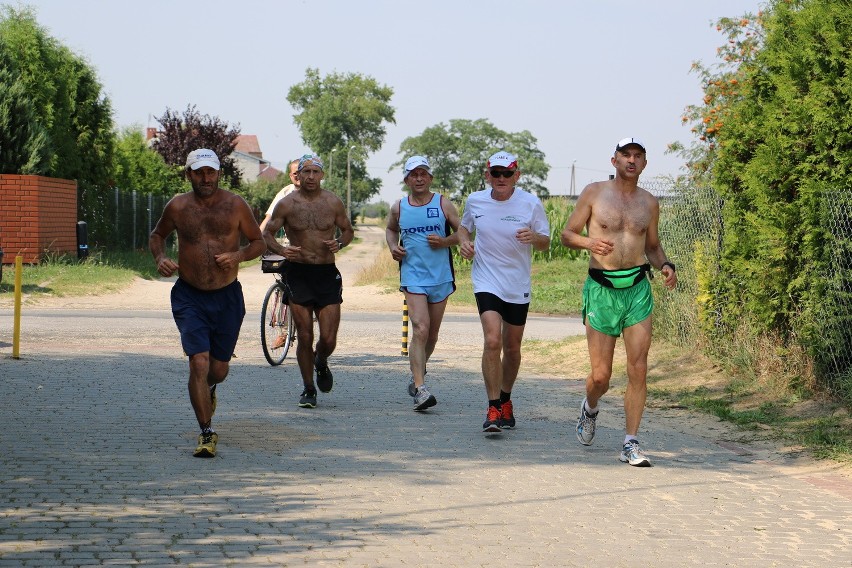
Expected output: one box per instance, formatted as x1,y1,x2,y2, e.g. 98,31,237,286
458,151,550,433
259,158,300,236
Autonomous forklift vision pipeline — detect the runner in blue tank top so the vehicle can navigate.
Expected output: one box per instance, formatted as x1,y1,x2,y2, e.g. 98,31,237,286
386,156,461,411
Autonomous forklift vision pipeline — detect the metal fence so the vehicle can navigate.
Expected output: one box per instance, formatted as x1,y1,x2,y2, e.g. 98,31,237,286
820,189,852,395
115,189,172,249
650,179,851,400
85,189,172,250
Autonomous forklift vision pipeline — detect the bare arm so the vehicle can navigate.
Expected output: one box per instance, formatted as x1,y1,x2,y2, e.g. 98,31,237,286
149,199,179,277
516,228,550,251
457,226,475,260
427,196,462,249
258,214,272,233
643,198,677,290
239,198,265,260
560,184,614,256
262,200,289,256
323,195,355,254
385,200,405,261
210,196,264,272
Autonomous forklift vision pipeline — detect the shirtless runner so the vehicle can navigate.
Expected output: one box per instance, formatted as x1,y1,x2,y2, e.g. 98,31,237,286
261,154,354,408
561,137,677,467
149,148,265,458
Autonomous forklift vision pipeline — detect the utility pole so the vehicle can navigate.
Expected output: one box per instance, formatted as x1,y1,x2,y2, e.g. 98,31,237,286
570,160,576,196
328,148,337,186
346,145,356,220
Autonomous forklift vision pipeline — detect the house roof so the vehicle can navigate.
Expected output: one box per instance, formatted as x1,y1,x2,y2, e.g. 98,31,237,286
234,135,262,157
258,165,284,182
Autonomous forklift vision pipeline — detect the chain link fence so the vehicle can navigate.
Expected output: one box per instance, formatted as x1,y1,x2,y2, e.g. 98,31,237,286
649,178,851,401
818,188,852,397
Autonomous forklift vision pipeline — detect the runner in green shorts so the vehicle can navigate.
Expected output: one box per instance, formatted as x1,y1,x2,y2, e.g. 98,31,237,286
560,137,678,467
582,266,654,337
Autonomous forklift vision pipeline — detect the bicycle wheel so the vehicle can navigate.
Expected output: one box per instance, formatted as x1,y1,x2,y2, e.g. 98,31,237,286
261,282,292,366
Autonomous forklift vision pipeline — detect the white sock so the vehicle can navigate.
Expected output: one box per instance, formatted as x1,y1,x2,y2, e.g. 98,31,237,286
584,399,598,414
624,435,638,445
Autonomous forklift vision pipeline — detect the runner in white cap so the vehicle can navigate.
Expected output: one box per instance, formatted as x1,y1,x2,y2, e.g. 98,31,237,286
561,137,677,467
457,151,551,433
386,156,461,411
150,148,266,458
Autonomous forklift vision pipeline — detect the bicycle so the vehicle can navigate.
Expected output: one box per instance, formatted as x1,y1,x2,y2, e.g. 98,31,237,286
260,256,295,366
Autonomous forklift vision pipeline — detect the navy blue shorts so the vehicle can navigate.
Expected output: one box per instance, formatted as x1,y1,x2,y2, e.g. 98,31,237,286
475,292,529,327
170,278,246,361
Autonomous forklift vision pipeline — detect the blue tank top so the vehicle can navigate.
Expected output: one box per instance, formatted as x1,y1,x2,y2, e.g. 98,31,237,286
398,193,455,287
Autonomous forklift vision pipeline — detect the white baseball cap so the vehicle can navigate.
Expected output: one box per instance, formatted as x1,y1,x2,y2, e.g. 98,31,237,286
615,137,646,153
403,155,432,179
487,151,518,169
185,148,220,170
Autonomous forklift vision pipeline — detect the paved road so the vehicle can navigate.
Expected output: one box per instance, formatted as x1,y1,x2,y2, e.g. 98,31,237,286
1,227,850,567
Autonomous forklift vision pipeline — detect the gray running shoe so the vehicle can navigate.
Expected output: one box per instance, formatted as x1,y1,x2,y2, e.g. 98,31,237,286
576,398,598,446
413,385,437,411
619,439,652,467
408,369,427,397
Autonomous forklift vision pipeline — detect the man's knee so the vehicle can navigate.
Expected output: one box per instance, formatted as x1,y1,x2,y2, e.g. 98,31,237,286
626,359,648,382
209,359,230,383
589,363,613,389
483,333,503,352
189,352,210,373
409,319,431,342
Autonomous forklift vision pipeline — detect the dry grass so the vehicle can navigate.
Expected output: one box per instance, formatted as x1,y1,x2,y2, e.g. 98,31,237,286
353,250,398,289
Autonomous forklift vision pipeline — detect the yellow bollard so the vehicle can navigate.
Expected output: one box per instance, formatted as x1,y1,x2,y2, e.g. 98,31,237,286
13,255,22,359
401,298,408,356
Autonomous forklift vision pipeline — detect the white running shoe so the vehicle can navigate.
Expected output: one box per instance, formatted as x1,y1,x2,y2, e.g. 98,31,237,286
619,439,652,467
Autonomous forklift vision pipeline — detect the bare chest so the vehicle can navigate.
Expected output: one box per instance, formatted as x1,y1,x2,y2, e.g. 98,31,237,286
177,202,238,244
591,199,651,235
285,200,335,234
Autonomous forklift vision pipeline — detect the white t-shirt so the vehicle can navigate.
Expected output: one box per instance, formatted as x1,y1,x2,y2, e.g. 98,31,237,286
265,184,296,216
460,187,549,304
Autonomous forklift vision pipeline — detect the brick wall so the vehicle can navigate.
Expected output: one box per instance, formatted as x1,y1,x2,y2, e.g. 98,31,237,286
0,175,78,264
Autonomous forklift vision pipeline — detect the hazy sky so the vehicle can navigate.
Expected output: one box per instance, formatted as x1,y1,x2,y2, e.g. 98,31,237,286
16,0,761,203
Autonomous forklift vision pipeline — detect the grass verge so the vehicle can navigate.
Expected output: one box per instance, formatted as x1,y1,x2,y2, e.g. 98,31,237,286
355,252,586,315
0,250,161,297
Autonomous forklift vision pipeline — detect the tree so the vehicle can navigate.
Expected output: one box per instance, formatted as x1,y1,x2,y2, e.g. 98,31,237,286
241,173,290,214
0,6,115,228
287,68,395,205
151,105,242,188
393,119,550,199
112,126,186,195
0,50,49,174
675,0,852,388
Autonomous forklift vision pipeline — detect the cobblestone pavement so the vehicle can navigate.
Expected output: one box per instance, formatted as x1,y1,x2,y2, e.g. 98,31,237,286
1,227,850,567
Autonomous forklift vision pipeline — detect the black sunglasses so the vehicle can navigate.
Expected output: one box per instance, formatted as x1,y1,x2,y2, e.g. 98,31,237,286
489,169,516,178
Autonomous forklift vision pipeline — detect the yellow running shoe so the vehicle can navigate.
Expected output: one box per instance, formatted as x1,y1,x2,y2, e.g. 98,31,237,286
193,432,218,458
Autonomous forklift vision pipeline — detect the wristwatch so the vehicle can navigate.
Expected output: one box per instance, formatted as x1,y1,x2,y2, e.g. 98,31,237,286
661,261,676,272
336,238,345,250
